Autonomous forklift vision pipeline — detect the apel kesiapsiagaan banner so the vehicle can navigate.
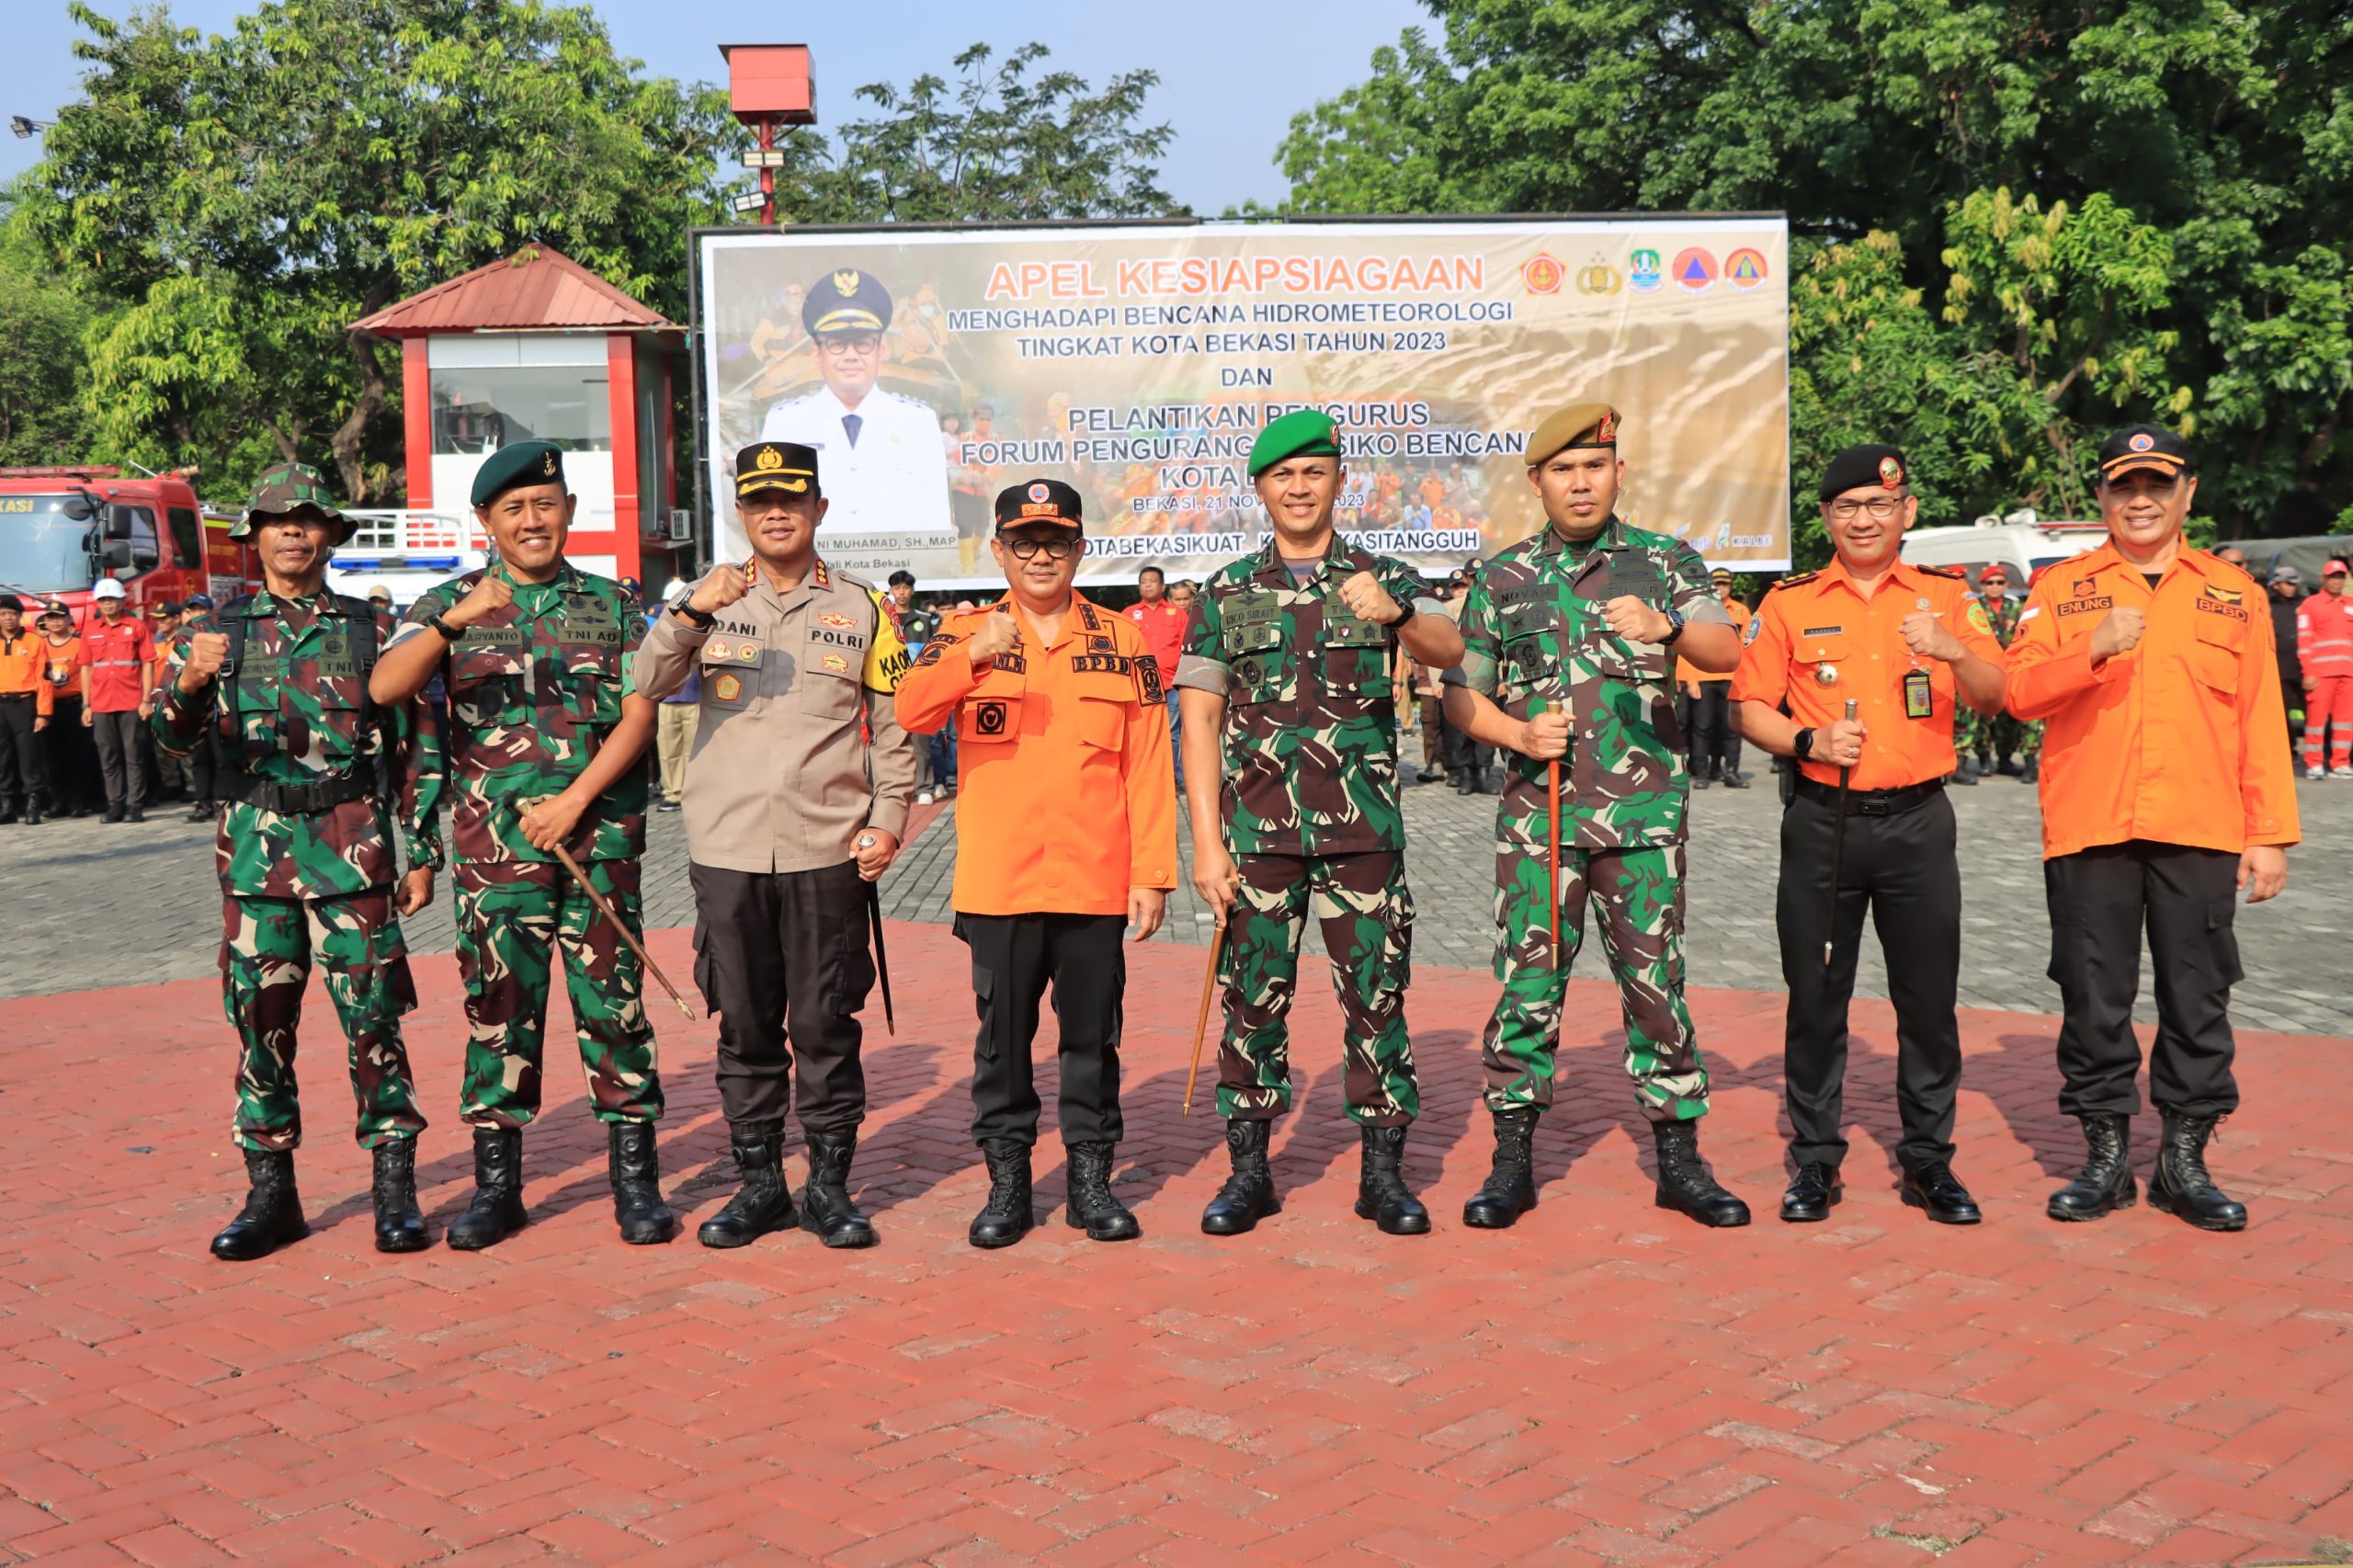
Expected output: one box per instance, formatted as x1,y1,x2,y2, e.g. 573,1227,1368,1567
694,217,1790,586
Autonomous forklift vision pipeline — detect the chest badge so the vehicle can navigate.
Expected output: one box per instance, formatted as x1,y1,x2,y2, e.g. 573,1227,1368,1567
822,653,849,674
712,673,743,703
1814,664,1840,687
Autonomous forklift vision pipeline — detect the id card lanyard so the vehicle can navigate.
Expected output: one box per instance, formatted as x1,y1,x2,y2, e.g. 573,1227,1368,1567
1901,596,1934,719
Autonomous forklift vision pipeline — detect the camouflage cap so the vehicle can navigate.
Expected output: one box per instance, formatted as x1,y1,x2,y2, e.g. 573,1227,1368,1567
235,461,351,540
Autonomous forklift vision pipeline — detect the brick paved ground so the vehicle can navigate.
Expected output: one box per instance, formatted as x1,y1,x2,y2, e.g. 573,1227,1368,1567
8,765,2350,1036
4,923,2350,1565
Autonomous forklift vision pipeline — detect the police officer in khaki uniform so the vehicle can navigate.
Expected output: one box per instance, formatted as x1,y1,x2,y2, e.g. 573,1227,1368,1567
634,441,918,1249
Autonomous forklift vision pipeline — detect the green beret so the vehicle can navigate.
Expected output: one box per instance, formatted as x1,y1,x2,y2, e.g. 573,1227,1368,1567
1526,403,1620,467
471,441,567,507
1248,409,1344,479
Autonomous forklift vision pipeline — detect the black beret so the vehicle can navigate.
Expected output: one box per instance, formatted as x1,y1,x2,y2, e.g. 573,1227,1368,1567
1820,444,1909,501
472,441,566,507
2096,424,2191,483
995,478,1084,531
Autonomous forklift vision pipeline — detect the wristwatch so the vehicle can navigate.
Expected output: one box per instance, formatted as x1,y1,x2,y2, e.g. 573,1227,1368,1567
1792,726,1818,763
1660,608,1687,645
1383,602,1416,633
426,612,464,642
673,601,717,631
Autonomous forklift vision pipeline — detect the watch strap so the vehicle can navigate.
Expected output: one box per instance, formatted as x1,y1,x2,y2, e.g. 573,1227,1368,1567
674,602,716,631
1792,727,1817,763
426,612,464,642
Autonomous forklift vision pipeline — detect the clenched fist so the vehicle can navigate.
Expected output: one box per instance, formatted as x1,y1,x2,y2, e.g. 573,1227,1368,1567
444,572,514,631
688,561,753,617
2089,606,2146,663
965,607,1022,668
1336,570,1402,627
177,631,231,693
1808,718,1867,768
1602,595,1673,644
1518,705,1571,761
1899,610,1963,663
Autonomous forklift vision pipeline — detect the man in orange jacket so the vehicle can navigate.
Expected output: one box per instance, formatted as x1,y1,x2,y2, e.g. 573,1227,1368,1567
2294,557,2353,778
2008,424,2297,1232
895,479,1177,1249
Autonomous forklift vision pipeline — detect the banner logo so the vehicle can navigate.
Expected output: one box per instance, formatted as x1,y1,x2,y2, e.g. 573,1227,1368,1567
1629,248,1664,292
1672,248,1718,290
1522,253,1564,294
1724,247,1768,290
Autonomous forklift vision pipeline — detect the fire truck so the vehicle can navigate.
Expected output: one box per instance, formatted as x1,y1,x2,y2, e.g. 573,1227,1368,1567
0,465,259,629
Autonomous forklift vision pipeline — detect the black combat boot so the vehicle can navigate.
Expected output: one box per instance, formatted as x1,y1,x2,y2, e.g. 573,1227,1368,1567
2147,1113,2247,1232
446,1127,526,1250
698,1133,794,1247
1461,1107,1539,1229
370,1138,431,1253
1653,1119,1751,1227
1475,766,1498,794
1064,1142,1141,1241
2020,752,2040,784
210,1146,307,1260
184,799,214,822
608,1122,678,1245
1953,756,1981,785
1353,1125,1431,1234
2047,1114,2134,1221
0,799,17,824
1452,767,1474,794
970,1138,1034,1249
1200,1119,1279,1235
799,1129,878,1248
21,795,40,824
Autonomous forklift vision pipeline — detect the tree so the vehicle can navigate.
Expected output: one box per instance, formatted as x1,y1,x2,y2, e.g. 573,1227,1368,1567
28,0,743,502
1279,0,2353,541
0,196,98,469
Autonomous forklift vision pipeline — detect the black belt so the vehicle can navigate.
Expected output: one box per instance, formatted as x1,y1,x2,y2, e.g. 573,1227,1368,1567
229,771,376,813
1792,776,1945,816
0,691,32,701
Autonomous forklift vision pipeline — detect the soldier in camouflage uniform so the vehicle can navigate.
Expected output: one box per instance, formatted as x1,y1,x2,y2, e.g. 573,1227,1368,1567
1175,409,1465,1237
1441,403,1753,1229
370,440,676,1250
153,462,443,1261
1953,565,2040,783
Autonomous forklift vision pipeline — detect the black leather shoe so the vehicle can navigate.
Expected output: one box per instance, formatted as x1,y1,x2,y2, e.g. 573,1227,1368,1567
126,805,144,823
1453,768,1475,794
447,1127,526,1250
2048,1114,2135,1221
1462,1107,1539,1229
1690,773,1711,790
1953,757,1981,786
2019,754,2040,784
19,802,38,824
1900,1162,1982,1224
1779,1160,1839,1222
799,1129,878,1248
1200,1119,1279,1235
698,1134,794,1247
1415,767,1444,784
2147,1113,2247,1232
1720,770,1750,790
970,1139,1034,1248
1064,1142,1140,1241
371,1137,432,1252
185,801,215,822
608,1122,678,1244
102,805,124,823
210,1146,308,1261
1352,1125,1430,1234
1653,1119,1750,1227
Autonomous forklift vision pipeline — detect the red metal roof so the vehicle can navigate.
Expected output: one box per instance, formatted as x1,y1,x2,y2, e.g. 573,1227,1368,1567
352,246,676,336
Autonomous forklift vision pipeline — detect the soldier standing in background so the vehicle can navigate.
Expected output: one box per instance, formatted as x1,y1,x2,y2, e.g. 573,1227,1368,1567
1175,410,1463,1237
636,441,915,1250
1953,565,2040,783
1682,567,1751,790
153,463,442,1260
370,440,676,1251
1442,403,1752,1229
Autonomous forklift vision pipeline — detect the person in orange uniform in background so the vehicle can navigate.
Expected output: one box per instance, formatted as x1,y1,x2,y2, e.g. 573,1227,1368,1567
78,578,154,822
2293,557,2353,778
1734,445,2009,1226
895,479,1177,1250
1124,565,1188,789
0,595,51,824
2008,424,2296,1233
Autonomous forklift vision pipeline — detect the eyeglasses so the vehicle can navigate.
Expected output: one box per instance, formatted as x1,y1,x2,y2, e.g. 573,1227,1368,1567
999,533,1078,561
816,333,882,357
1826,496,1904,522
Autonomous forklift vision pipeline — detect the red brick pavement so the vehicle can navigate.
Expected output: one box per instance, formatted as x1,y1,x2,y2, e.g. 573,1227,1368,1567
4,926,2348,1565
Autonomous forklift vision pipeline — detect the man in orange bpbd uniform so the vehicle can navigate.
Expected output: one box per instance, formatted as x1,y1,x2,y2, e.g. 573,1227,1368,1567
895,479,1177,1249
1733,445,2008,1225
2009,424,2297,1232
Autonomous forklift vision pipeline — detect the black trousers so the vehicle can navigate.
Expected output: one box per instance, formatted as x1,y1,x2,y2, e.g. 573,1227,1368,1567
2045,841,2241,1119
688,859,873,1139
1688,681,1743,776
90,710,147,810
1776,785,1963,1171
0,695,42,805
42,697,97,812
188,724,218,803
1439,710,1492,772
959,912,1126,1148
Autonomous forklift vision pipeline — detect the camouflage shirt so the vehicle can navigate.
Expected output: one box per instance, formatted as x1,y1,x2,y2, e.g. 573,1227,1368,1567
396,562,647,867
1445,516,1729,851
1175,534,1437,857
1976,591,2027,647
153,590,442,898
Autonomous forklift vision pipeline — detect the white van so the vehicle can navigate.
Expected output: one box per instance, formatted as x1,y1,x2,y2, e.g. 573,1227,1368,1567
1900,509,2108,588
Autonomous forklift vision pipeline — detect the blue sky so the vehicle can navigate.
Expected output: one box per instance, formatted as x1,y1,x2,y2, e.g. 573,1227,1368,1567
0,0,1431,213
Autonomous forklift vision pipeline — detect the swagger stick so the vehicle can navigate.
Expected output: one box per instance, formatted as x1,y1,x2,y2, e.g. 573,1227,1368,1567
548,839,698,1020
1182,921,1229,1117
1547,698,1564,971
864,877,896,1038
1824,698,1859,968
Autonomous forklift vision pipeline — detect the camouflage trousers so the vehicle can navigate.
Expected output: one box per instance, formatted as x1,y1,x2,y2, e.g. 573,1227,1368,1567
454,858,662,1129
1482,842,1710,1122
1216,850,1417,1126
220,892,425,1153
1959,707,2041,760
